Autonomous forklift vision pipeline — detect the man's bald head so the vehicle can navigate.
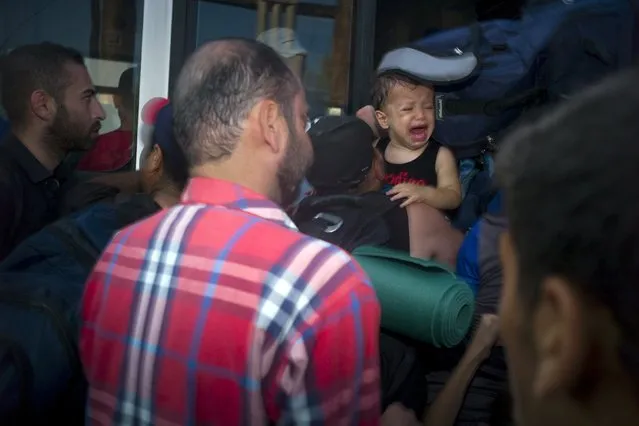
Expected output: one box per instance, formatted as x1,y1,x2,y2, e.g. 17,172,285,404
173,38,301,167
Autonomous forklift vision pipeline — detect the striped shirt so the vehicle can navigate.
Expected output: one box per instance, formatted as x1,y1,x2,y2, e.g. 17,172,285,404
80,177,381,425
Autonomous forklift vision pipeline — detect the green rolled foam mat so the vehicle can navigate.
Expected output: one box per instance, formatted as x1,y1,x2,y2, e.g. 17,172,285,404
353,245,474,348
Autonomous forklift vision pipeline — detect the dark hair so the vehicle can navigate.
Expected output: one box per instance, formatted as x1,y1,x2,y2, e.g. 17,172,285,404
495,67,639,381
151,104,189,190
159,144,188,191
0,42,85,127
371,72,427,110
153,141,188,191
172,38,300,167
117,67,136,112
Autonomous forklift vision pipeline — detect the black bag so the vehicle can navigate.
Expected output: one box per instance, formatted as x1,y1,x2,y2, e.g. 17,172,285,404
380,333,427,415
293,192,398,252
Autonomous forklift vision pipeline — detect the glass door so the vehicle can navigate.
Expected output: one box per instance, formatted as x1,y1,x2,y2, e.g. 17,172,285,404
177,0,355,119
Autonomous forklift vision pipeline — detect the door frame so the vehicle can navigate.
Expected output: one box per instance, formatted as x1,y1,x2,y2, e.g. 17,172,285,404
136,0,174,168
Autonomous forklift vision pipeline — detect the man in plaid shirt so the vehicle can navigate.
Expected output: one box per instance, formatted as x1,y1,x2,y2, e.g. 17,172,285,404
80,39,383,425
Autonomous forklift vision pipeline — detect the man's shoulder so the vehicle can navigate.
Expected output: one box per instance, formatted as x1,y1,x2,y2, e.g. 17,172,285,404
242,207,363,267
0,140,35,204
0,142,18,171
254,230,375,327
111,200,172,237
90,204,169,276
101,202,368,275
172,204,370,281
286,232,374,296
80,194,159,230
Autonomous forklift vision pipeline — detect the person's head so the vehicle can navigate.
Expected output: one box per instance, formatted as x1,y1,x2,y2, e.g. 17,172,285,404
306,115,383,196
496,67,639,426
172,38,313,208
372,72,435,150
113,67,135,118
0,42,105,151
139,99,188,196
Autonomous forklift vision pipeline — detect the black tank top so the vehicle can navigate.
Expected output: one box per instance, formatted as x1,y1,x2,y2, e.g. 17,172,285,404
377,138,440,191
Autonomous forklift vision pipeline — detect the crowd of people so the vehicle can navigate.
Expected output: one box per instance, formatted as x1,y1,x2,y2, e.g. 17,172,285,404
0,36,637,426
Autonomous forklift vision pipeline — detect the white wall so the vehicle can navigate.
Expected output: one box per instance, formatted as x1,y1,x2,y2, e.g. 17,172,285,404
135,0,173,168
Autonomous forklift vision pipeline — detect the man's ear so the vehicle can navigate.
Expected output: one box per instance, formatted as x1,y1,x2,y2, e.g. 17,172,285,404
256,99,285,155
375,109,390,130
532,276,587,399
30,90,56,122
148,144,163,175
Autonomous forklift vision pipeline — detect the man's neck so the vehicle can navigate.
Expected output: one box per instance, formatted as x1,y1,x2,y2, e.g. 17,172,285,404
12,126,65,171
191,161,276,202
152,186,182,209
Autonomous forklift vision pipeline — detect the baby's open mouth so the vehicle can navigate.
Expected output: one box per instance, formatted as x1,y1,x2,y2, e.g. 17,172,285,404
409,126,428,142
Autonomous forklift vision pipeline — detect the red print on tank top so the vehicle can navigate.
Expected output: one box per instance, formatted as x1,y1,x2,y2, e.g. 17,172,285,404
384,171,427,186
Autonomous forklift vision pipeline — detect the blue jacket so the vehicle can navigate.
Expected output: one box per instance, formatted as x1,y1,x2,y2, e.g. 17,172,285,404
456,193,503,296
0,194,160,422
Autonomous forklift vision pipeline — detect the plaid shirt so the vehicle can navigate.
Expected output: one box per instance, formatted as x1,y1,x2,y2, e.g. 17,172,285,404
80,177,382,425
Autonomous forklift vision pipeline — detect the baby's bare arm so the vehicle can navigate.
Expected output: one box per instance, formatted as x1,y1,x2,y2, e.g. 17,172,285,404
425,146,462,210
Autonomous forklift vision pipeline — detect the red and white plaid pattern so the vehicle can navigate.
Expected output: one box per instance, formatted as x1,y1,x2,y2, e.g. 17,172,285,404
80,177,382,425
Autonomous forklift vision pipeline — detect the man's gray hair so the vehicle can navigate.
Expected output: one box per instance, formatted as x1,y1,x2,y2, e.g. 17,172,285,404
172,38,301,167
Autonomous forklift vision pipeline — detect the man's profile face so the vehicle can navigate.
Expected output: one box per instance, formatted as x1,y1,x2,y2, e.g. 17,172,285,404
50,62,105,151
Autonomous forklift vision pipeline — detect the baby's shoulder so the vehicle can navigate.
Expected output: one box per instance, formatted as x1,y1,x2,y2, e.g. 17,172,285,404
435,144,456,163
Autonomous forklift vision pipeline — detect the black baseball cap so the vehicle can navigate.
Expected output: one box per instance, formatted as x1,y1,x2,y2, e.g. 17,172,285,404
306,115,376,192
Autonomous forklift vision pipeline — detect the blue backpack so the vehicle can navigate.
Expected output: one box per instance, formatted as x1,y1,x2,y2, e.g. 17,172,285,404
412,0,637,159
0,195,158,424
